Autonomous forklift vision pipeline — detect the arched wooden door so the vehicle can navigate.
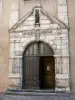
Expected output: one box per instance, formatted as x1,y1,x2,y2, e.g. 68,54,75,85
22,41,55,89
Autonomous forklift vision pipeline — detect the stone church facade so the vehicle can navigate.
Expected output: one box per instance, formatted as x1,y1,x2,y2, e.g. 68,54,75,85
0,0,75,93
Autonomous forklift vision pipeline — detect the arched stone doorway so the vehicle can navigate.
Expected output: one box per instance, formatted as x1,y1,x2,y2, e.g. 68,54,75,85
22,41,55,89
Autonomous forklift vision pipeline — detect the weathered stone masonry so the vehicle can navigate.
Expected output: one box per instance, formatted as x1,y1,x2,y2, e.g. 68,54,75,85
9,0,70,92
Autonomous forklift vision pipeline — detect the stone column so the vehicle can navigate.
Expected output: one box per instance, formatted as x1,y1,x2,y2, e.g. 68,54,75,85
9,0,19,28
57,0,68,25
9,0,20,89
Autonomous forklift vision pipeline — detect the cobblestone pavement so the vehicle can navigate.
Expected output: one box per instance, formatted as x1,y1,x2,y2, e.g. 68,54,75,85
0,94,75,100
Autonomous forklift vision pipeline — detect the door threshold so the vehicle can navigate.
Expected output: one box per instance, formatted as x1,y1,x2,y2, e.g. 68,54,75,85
34,89,55,93
7,88,55,93
18,89,55,93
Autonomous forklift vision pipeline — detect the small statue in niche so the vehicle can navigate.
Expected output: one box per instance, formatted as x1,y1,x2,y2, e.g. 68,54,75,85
35,9,40,26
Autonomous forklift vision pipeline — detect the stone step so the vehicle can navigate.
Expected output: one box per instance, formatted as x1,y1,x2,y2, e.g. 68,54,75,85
5,89,69,95
4,89,75,100
6,89,55,94
6,91,70,96
3,93,75,100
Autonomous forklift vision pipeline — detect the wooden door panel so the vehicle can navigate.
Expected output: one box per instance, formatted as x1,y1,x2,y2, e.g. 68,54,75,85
22,56,39,89
40,56,55,89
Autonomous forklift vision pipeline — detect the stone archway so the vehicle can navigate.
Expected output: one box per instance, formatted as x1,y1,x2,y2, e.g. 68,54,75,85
22,41,55,89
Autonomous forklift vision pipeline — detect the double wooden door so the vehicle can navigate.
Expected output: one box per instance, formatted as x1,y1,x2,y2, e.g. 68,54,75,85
22,41,55,89
22,56,55,89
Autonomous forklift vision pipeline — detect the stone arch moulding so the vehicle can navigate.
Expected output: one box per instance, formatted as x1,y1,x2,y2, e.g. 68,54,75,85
22,39,56,56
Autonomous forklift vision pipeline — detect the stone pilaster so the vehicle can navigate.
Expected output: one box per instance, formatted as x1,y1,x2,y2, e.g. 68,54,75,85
56,0,70,92
9,1,19,28
57,0,68,25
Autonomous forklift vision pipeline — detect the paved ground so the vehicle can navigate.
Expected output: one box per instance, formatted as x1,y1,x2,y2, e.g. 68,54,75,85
0,93,75,100
0,93,4,100
0,95,75,100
